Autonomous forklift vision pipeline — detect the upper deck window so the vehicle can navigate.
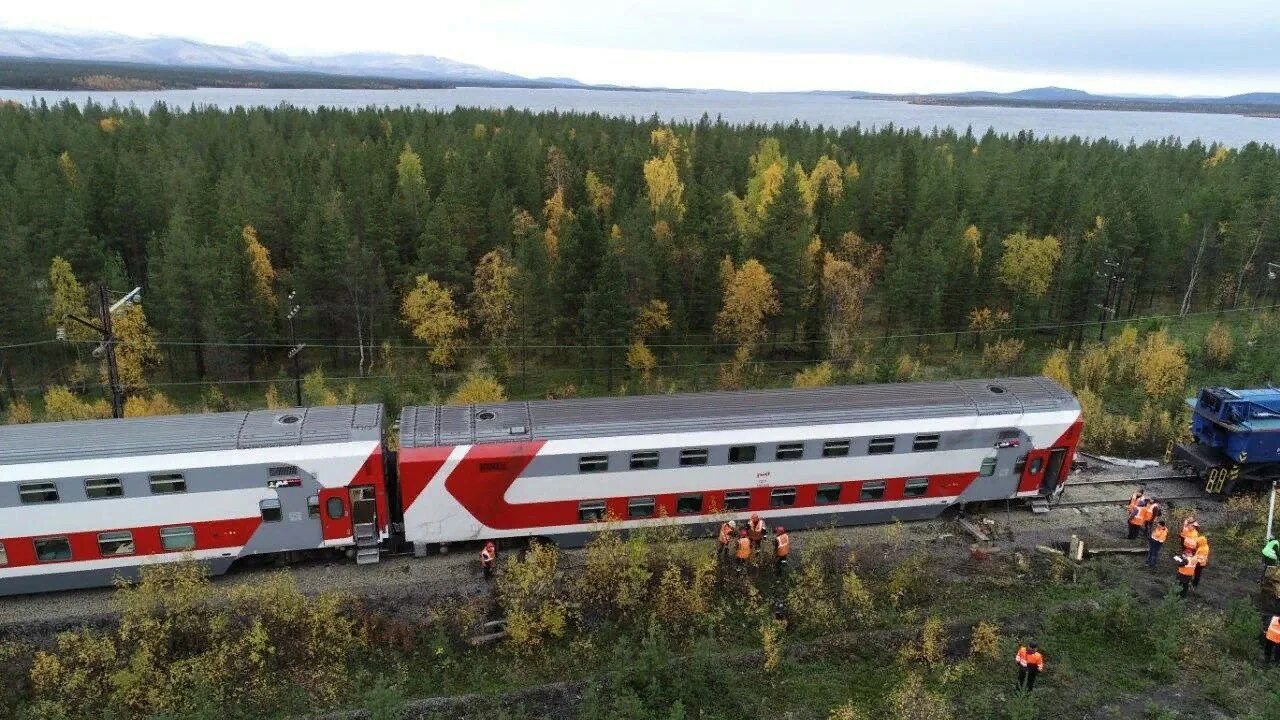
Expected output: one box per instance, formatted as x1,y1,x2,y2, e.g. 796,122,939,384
19,482,59,504
912,434,940,452
680,449,708,466
775,443,804,461
85,478,123,499
578,455,609,473
728,445,757,464
149,473,187,494
630,451,660,470
868,437,896,455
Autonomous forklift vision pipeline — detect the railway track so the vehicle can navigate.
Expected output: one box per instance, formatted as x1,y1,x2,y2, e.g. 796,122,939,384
1067,474,1191,487
1052,493,1207,509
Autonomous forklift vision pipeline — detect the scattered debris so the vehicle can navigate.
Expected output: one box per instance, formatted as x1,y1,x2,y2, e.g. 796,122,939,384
1094,455,1161,469
934,533,955,542
1035,545,1065,556
467,619,508,646
958,517,991,543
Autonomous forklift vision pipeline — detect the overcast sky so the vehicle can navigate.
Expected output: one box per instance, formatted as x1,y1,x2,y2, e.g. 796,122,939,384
4,0,1279,95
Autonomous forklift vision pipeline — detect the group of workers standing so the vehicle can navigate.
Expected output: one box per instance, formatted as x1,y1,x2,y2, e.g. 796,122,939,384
717,513,790,573
1126,485,1210,597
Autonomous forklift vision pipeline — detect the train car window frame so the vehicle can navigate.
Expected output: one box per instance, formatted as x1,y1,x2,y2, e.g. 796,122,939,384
868,437,896,455
19,481,59,504
1013,455,1028,474
34,536,72,563
775,442,804,461
160,525,196,552
676,494,704,515
979,457,998,476
149,473,187,495
578,455,610,473
84,477,124,500
769,487,798,507
679,448,709,466
627,497,656,519
578,500,607,523
724,490,751,511
860,481,886,501
728,445,757,464
912,434,940,452
307,495,321,518
326,497,345,519
904,478,930,497
1029,458,1044,474
97,530,135,557
822,440,851,458
816,484,842,504
260,498,283,523
629,451,660,470
0,542,7,567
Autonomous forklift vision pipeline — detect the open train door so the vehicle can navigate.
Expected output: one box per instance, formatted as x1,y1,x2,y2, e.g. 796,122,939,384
349,485,381,564
1041,447,1068,495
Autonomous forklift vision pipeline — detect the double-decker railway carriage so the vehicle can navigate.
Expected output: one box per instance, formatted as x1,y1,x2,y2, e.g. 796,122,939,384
397,376,1082,551
0,405,388,596
1175,386,1280,494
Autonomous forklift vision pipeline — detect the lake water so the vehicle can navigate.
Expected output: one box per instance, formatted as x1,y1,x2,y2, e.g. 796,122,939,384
2,86,1279,147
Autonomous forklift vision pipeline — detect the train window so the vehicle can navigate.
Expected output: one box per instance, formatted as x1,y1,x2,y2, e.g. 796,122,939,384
260,499,283,523
860,481,886,501
578,455,609,473
979,457,998,476
97,531,135,556
19,482,59,504
822,440,851,458
904,478,930,497
724,490,751,511
1030,458,1044,474
816,484,842,504
630,451,660,470
728,445,757,463
775,443,804,461
326,497,345,519
0,543,6,567
160,526,196,552
84,478,123,499
679,448,709,466
676,494,704,515
34,537,72,563
307,495,321,518
578,500,607,523
1013,455,1028,474
268,465,299,477
868,437,896,455
628,497,656,519
769,488,797,507
912,434,940,452
149,473,187,494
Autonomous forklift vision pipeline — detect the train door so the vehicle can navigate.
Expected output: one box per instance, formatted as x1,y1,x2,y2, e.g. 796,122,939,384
349,485,378,545
1041,448,1068,495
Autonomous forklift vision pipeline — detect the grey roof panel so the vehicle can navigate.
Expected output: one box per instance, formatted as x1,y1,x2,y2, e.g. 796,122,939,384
0,404,384,466
399,376,1077,448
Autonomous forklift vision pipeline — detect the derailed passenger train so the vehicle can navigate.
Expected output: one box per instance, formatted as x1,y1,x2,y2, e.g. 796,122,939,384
0,376,1081,596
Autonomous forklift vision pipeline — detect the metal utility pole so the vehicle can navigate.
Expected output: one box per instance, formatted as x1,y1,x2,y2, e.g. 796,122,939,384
61,285,142,420
286,292,306,407
1267,480,1277,541
1095,259,1124,342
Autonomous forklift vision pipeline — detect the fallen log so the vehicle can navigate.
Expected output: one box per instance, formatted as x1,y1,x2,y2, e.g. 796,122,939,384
1084,546,1147,556
957,517,991,543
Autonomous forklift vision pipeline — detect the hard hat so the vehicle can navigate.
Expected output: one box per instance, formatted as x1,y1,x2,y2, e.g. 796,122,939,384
727,520,736,529
750,512,760,520
740,529,748,537
775,526,785,534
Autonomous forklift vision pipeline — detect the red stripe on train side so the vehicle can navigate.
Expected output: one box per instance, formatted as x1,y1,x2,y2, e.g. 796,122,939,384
397,446,458,511
0,516,261,569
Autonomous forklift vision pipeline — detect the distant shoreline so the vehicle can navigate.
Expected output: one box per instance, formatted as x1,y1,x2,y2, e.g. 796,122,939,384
852,94,1280,119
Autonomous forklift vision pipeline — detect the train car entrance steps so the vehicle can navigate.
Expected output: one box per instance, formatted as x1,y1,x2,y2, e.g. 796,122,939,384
1029,498,1051,514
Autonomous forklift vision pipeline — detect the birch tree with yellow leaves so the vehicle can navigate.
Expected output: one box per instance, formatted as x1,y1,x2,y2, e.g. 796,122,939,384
401,274,468,368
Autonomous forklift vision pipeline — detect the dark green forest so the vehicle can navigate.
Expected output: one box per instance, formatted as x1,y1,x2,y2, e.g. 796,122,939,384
0,99,1278,441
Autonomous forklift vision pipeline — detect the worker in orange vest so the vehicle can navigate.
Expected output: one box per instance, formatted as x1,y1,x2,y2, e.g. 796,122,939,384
1175,549,1198,598
1145,497,1162,533
1125,485,1145,537
1192,535,1210,588
717,520,736,561
1181,516,1199,553
1128,498,1150,540
1146,519,1167,568
1265,614,1280,664
479,540,497,580
735,529,752,569
1015,642,1045,692
773,526,790,573
748,513,767,553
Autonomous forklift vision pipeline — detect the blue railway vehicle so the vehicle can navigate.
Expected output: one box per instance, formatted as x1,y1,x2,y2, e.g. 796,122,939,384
1173,386,1280,493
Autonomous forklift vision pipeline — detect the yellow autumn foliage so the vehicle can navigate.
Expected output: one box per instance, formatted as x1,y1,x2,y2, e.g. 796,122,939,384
42,386,111,421
47,256,93,340
447,371,506,405
997,232,1062,298
469,249,516,346
714,259,780,357
401,274,468,367
584,169,614,214
542,187,570,259
1135,329,1188,403
982,337,1025,370
1041,348,1073,391
242,225,277,310
123,392,179,418
793,362,835,388
1076,343,1110,392
109,305,161,392
643,153,685,220
961,224,982,266
395,143,425,192
5,398,35,424
1203,321,1234,368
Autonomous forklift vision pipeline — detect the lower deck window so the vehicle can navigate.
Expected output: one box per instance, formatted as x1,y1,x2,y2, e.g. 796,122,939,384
326,497,345,519
578,501,606,523
816,484,842,505
769,487,797,507
1030,458,1044,474
35,537,72,563
904,478,930,497
861,481,886,501
98,531,135,556
260,498,283,523
724,491,750,511
728,445,756,463
307,495,321,518
979,457,998,477
0,543,6,566
160,526,196,552
676,494,703,515
628,497,656,519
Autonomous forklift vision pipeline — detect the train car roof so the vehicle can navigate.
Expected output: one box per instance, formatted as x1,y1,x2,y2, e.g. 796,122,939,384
398,376,1077,449
0,404,384,466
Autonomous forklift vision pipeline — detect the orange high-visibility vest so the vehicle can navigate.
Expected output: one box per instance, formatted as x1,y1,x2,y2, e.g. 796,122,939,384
1137,504,1154,524
1127,492,1142,513
1151,525,1168,543
1266,616,1280,644
1195,539,1210,567
718,523,733,545
1177,557,1197,577
1129,506,1146,526
1182,528,1199,554
480,547,495,565
749,518,766,539
775,533,790,557
1015,647,1044,671
736,536,751,560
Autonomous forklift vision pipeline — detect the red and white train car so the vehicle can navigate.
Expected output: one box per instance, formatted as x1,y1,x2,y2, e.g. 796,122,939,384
397,376,1082,550
0,405,388,596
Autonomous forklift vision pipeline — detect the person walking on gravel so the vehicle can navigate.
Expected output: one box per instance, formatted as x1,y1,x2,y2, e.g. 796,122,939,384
1147,519,1168,568
479,541,497,581
1192,535,1210,589
718,520,736,562
773,526,790,574
1015,642,1045,692
736,529,752,570
748,513,767,554
1125,485,1145,537
1265,614,1280,665
1128,497,1150,541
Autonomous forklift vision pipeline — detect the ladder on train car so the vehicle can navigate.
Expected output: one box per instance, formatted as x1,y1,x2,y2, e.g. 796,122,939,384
354,522,381,565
